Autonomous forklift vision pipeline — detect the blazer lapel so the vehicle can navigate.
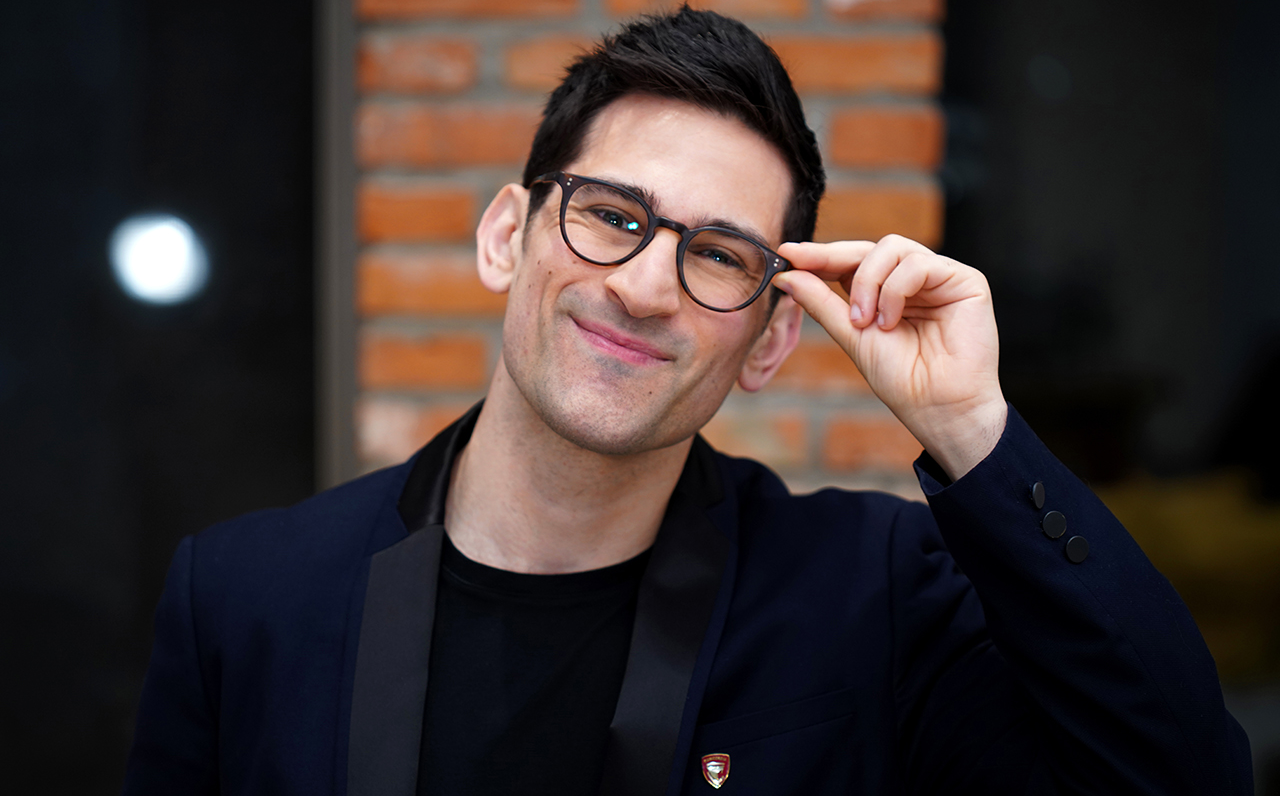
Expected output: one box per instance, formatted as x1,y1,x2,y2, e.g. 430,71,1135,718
347,403,482,796
346,406,735,796
600,437,738,796
347,524,444,796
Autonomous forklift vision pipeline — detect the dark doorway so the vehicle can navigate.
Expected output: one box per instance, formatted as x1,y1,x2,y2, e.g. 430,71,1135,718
0,0,315,792
941,0,1280,485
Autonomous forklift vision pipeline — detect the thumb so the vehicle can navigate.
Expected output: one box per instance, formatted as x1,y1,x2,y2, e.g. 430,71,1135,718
772,270,860,361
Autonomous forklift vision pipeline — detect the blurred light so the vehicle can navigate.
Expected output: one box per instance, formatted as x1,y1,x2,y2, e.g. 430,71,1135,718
109,213,208,304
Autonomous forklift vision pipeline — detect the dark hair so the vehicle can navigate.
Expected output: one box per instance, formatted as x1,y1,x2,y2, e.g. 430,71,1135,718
521,5,825,246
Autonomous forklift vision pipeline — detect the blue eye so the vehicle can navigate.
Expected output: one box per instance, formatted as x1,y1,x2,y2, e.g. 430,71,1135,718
597,209,641,232
693,246,745,270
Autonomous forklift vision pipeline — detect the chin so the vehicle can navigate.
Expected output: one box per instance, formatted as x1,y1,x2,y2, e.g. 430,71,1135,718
501,339,718,457
538,394,679,457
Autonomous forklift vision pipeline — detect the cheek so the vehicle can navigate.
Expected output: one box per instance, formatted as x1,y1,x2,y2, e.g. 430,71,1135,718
508,256,552,309
690,320,759,387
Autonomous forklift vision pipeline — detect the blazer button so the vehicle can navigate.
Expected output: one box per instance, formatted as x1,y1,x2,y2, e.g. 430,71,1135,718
1041,510,1066,539
1031,481,1046,509
1065,535,1089,563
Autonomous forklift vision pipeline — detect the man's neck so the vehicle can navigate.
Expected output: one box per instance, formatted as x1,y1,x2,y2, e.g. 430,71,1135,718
443,367,691,574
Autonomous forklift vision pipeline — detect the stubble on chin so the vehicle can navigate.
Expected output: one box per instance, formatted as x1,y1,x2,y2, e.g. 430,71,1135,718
502,341,678,457
501,311,701,458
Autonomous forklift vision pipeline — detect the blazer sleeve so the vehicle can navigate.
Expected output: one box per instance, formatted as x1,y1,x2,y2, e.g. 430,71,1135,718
892,405,1252,794
122,536,219,795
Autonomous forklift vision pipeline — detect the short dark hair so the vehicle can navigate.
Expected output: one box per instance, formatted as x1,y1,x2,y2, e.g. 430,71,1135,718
521,5,825,246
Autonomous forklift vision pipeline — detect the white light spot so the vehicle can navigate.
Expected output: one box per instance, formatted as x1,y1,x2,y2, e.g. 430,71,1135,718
109,213,208,304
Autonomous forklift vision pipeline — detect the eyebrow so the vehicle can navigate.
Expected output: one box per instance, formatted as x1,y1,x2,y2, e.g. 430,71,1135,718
600,175,776,249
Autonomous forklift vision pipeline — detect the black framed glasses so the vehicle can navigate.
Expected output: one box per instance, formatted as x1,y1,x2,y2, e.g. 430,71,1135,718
531,171,791,312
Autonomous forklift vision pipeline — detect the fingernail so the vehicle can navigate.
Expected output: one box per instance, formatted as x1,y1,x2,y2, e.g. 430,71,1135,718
849,303,862,323
876,311,886,328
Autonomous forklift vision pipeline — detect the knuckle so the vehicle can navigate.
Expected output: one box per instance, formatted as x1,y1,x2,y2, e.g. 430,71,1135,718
902,251,931,269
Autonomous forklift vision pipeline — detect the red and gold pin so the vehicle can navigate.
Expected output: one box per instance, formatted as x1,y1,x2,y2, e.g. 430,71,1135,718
701,753,730,789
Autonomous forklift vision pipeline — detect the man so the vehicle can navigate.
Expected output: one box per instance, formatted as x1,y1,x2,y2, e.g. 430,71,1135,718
123,7,1252,795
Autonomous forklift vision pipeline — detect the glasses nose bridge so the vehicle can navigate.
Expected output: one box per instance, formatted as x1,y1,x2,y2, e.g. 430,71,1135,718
642,214,692,261
628,213,688,261
651,214,690,236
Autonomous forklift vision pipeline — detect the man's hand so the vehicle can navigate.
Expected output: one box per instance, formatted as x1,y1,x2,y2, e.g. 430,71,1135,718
772,235,1007,481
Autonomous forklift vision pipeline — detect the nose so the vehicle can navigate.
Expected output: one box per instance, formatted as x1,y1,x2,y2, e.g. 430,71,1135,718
602,228,684,318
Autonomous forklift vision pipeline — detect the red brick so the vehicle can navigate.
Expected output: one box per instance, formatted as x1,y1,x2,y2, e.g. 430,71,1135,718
505,36,594,91
822,414,921,471
357,0,577,21
769,34,942,94
360,331,490,390
357,250,507,317
357,398,475,463
814,182,943,249
823,0,943,22
701,410,808,468
357,181,475,244
357,36,477,94
606,0,806,19
828,105,945,170
768,339,871,394
357,103,540,168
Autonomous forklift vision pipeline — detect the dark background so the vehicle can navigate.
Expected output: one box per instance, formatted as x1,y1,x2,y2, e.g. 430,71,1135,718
0,0,315,791
2,0,1278,792
943,0,1280,490
942,0,1280,787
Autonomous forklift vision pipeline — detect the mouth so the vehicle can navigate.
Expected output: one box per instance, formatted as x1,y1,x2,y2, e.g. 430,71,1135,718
572,316,673,366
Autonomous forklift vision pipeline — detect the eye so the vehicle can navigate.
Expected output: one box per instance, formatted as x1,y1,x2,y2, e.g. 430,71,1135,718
690,245,746,271
592,207,643,233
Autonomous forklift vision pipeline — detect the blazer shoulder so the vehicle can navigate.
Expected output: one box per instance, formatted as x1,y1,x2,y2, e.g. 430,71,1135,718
711,445,934,551
187,459,416,587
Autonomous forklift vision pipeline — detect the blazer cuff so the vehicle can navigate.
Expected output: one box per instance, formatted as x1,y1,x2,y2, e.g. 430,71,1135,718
912,402,1026,497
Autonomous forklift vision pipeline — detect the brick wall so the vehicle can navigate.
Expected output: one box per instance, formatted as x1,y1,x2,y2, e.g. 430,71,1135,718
352,0,945,498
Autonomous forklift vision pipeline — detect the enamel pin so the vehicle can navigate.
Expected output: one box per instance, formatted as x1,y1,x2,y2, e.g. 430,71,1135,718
701,753,730,789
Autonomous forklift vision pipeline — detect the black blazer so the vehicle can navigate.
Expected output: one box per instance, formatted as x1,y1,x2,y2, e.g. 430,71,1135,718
123,404,1251,795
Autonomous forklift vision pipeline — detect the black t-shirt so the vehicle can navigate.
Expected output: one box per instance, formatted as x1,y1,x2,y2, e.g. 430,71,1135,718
416,533,650,795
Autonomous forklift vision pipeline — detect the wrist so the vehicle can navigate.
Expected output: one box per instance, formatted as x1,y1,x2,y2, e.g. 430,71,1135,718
910,398,1008,482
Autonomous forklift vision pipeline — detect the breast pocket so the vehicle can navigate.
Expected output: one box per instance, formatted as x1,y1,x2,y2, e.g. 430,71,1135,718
683,685,889,795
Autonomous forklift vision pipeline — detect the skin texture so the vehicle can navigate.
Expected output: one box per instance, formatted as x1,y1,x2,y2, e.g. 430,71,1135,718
448,94,1007,573
447,95,804,573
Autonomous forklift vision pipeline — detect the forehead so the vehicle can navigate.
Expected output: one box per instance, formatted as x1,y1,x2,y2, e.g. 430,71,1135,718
566,94,792,245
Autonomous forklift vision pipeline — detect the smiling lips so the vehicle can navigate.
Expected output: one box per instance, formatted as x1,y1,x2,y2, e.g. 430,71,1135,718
572,317,673,365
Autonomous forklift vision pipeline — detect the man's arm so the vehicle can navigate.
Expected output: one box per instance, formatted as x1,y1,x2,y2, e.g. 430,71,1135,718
899,409,1251,792
772,236,1252,791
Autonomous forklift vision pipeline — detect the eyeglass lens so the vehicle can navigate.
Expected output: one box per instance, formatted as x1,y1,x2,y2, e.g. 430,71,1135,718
563,182,769,310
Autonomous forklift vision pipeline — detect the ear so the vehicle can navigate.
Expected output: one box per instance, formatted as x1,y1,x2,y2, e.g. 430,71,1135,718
737,295,803,392
476,183,529,294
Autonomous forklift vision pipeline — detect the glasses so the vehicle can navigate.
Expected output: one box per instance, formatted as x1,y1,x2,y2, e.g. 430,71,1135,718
531,172,791,312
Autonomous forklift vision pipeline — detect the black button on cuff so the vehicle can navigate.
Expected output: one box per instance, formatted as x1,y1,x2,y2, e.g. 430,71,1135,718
1031,481,1046,509
1065,535,1089,563
1041,510,1066,539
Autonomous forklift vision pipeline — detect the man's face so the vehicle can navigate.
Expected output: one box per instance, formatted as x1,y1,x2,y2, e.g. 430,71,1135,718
498,93,793,455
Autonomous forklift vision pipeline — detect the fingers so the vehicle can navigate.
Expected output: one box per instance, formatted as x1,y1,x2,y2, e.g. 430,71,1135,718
781,236,938,327
780,235,967,332
846,235,934,328
770,269,860,359
778,240,876,282
876,251,954,330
